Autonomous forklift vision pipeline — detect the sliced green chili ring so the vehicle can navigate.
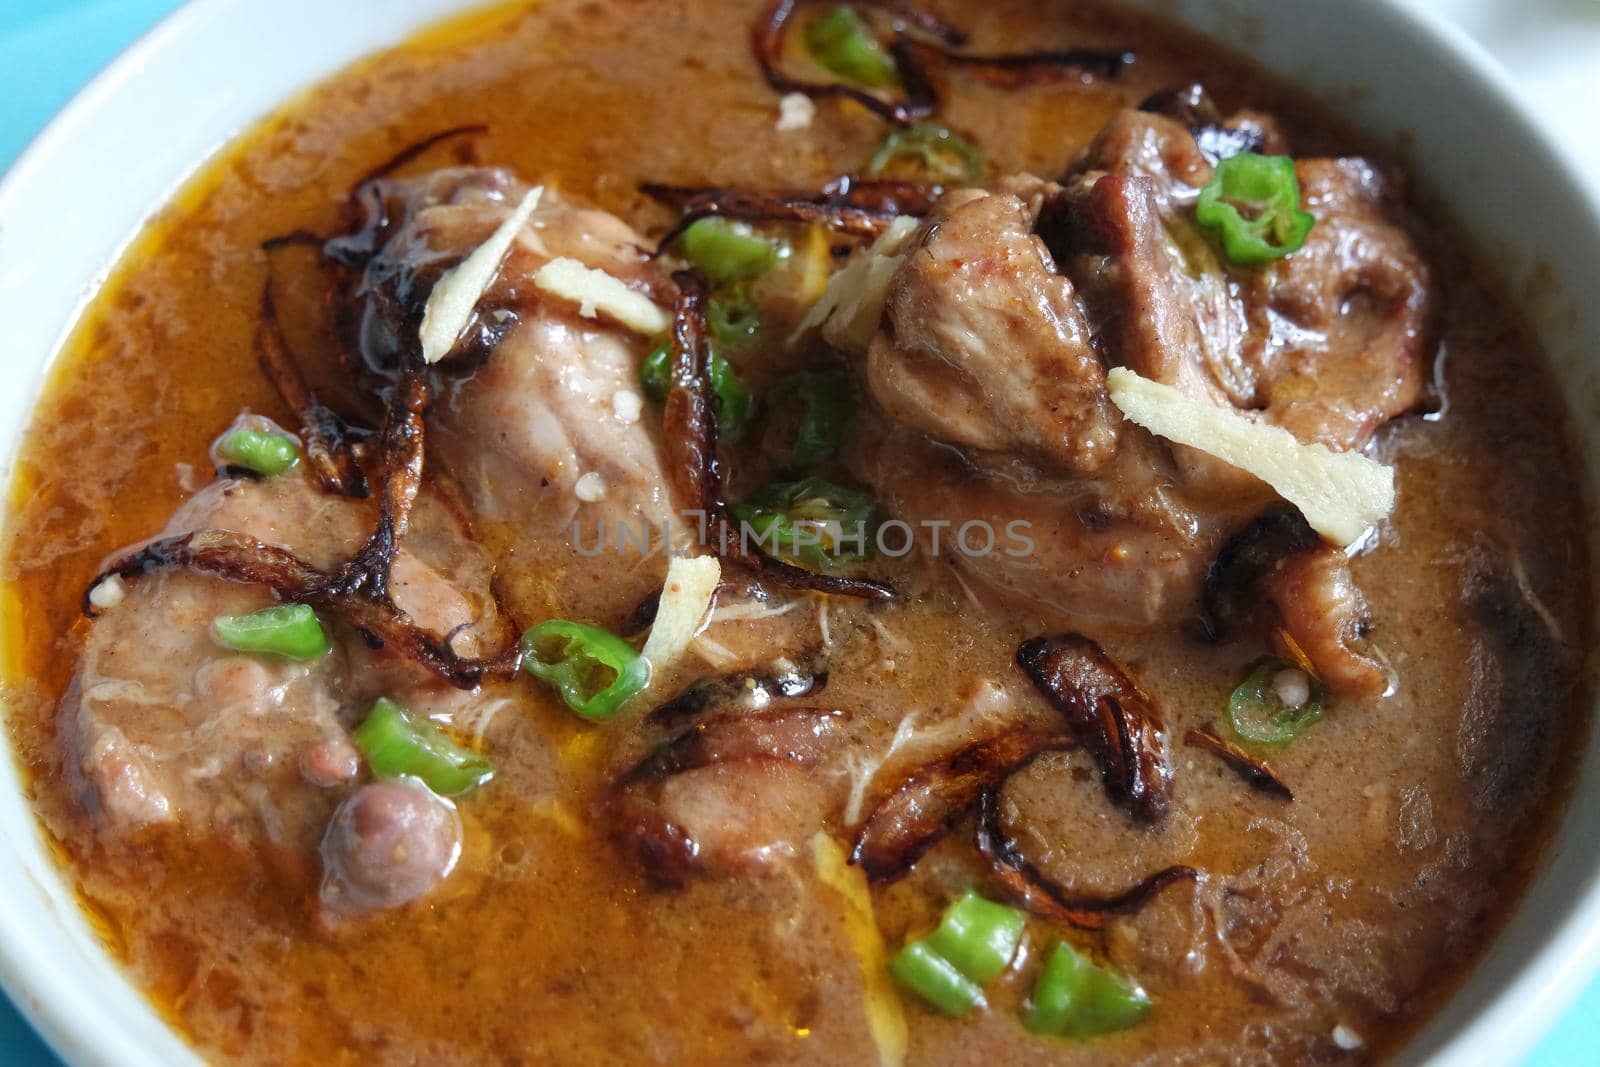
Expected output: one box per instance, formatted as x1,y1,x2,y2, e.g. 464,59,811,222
1194,152,1316,265
1024,941,1152,1039
803,4,899,89
730,477,876,568
707,296,761,348
925,891,1027,986
890,940,987,1017
353,697,495,797
522,620,651,720
769,370,856,470
216,428,300,477
640,340,756,441
1226,660,1324,746
679,218,783,287
866,124,985,185
211,603,328,660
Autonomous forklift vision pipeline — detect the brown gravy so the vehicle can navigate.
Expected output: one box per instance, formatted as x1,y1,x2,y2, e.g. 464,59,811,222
1,1,1591,1064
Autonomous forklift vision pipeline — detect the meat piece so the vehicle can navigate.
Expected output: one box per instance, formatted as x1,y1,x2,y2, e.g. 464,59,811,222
866,181,1120,475
609,707,850,885
851,105,1427,635
1206,509,1386,696
65,465,501,856
344,168,684,625
1265,547,1386,697
853,179,1246,628
853,418,1227,628
1260,158,1431,448
1066,109,1430,451
320,780,462,916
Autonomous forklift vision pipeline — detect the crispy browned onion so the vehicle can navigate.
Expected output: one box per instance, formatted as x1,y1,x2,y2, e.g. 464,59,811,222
642,176,942,255
256,283,370,499
754,0,1131,127
1184,724,1294,802
648,653,829,730
1138,82,1267,164
974,755,1198,930
1016,634,1175,822
850,726,1065,881
665,271,894,600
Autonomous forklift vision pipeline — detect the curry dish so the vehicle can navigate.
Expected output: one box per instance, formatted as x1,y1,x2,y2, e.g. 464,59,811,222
1,0,1592,1063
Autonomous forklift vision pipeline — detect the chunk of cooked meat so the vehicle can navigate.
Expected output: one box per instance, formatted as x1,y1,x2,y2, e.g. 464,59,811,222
852,179,1252,628
850,107,1428,634
609,707,850,885
866,181,1119,475
320,779,462,917
1264,547,1386,697
854,415,1221,629
343,168,684,626
1205,508,1386,696
64,463,499,873
1064,109,1430,450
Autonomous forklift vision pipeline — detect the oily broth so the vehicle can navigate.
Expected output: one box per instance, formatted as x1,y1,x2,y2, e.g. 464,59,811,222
0,0,1590,1064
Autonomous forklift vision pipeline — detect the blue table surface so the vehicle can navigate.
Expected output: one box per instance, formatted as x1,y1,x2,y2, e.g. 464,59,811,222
1,0,1598,1063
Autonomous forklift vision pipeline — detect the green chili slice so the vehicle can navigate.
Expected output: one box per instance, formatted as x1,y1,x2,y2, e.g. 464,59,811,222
730,478,876,568
803,4,899,88
866,124,984,185
1024,941,1152,1038
211,603,328,660
706,296,761,348
640,340,756,441
890,940,987,1017
1226,660,1324,746
1195,152,1316,264
768,370,856,469
216,428,300,477
353,697,495,797
925,891,1027,986
679,218,783,287
521,620,651,720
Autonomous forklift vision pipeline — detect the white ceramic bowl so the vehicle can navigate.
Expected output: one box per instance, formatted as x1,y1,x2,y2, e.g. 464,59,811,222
1,1,1596,1064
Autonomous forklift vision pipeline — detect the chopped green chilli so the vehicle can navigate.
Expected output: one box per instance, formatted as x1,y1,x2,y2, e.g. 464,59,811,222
925,891,1027,986
522,620,651,720
707,296,761,348
640,339,756,441
679,218,782,287
866,124,984,185
1024,941,1152,1039
890,940,987,1017
890,891,1024,1016
769,370,856,469
216,427,301,477
211,603,328,660
353,698,495,797
1195,152,1315,264
1227,660,1325,746
730,478,876,568
803,4,898,88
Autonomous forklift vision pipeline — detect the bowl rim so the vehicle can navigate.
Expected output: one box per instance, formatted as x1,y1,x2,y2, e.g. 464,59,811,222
2,1,1599,1064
